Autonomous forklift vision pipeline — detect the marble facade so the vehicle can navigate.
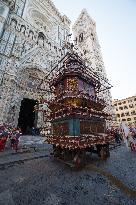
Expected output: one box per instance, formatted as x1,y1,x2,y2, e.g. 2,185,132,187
0,0,112,128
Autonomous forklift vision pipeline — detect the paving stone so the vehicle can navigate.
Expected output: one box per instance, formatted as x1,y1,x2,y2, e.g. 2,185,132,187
0,145,136,205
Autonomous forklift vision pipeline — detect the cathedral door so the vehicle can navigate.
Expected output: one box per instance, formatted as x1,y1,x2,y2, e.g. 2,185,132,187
18,98,38,134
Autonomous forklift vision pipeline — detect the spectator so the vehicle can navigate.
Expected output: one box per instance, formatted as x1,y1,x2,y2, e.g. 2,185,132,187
114,130,121,144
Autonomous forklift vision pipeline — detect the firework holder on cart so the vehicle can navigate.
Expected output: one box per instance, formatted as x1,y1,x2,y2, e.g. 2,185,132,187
38,50,113,167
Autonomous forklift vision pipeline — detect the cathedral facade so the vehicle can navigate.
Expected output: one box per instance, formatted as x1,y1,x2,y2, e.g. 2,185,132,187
0,0,112,130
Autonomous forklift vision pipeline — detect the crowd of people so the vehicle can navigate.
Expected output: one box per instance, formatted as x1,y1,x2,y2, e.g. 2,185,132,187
107,125,136,150
0,124,22,152
1,122,136,153
126,128,136,151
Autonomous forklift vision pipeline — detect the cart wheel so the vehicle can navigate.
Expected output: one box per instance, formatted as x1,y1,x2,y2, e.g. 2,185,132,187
63,149,70,161
105,144,110,158
99,144,110,160
100,147,107,160
53,146,62,158
98,144,110,160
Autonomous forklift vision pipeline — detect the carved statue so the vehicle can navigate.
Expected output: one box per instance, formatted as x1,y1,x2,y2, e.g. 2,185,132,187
20,25,26,34
10,19,17,29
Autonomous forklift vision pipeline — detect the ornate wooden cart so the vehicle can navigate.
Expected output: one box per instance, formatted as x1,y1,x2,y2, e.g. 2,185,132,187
42,51,113,167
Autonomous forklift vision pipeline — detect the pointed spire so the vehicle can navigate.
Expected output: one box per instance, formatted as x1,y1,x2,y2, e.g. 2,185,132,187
73,9,96,29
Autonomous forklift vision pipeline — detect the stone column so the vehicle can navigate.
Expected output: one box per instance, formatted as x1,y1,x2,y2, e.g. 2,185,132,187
0,73,15,123
0,2,9,38
0,56,17,123
37,112,44,128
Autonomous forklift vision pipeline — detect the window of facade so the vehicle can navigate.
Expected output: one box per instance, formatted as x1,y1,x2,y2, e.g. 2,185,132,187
131,111,136,115
123,101,126,104
129,104,134,108
119,107,123,110
117,114,120,118
114,103,117,106
134,117,136,120
127,118,131,121
116,108,118,111
79,33,84,42
134,98,136,101
124,106,128,109
125,112,130,116
121,113,125,117
118,102,122,105
122,119,126,121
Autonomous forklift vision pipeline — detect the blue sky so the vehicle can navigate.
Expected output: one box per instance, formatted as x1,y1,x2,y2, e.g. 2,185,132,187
53,0,136,100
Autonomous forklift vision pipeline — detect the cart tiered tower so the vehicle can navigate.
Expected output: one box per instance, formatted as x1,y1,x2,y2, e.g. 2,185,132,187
42,50,113,167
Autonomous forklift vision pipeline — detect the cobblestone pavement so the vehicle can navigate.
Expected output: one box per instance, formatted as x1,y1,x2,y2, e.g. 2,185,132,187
0,143,136,205
0,135,51,165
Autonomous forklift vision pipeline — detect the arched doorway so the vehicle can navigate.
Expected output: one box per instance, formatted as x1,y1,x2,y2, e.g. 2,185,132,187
15,66,49,133
18,98,38,134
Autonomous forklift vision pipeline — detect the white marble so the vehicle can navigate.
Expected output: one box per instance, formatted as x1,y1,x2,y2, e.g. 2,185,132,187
0,2,113,128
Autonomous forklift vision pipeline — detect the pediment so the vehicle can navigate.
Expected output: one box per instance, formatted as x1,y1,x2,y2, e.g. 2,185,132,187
19,45,54,73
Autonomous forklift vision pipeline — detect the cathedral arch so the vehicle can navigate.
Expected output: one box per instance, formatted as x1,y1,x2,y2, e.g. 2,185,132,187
17,66,47,87
28,30,34,39
38,32,45,38
37,32,45,46
11,65,49,128
18,62,48,76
